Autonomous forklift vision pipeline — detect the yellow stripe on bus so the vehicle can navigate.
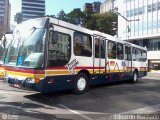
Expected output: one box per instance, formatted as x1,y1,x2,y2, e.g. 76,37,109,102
0,67,5,70
7,71,45,79
46,70,72,75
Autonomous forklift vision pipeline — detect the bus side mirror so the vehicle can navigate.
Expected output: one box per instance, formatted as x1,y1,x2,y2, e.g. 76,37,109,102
51,31,58,44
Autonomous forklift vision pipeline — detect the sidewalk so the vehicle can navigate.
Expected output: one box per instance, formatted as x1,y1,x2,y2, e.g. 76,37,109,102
142,72,160,80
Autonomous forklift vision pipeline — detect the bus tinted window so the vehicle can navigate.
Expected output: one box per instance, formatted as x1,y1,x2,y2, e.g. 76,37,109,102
101,40,105,59
74,32,92,57
48,32,71,67
125,46,131,60
108,41,116,59
117,43,124,60
142,50,147,62
95,38,100,58
95,39,105,59
132,48,136,61
136,49,142,61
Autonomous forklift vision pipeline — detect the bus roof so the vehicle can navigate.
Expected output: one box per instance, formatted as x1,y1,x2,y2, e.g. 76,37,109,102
28,17,147,51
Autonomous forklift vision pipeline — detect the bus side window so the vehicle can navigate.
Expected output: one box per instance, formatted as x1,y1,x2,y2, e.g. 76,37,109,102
95,38,100,58
101,40,105,59
117,43,124,60
108,41,116,59
125,46,131,60
95,39,105,59
74,32,92,57
142,50,147,62
132,48,136,61
136,49,141,61
48,31,71,67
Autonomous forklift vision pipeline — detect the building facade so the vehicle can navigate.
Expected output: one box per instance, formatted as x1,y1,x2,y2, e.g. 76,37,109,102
0,0,10,34
118,0,160,72
100,0,117,13
22,0,45,21
83,2,101,13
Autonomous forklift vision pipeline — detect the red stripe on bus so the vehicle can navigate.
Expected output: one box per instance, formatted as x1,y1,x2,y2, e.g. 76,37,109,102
46,67,68,70
6,68,45,74
0,66,5,68
75,66,105,69
46,66,105,70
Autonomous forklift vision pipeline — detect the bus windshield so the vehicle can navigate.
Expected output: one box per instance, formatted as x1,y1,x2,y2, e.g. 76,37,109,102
17,29,45,68
6,18,47,68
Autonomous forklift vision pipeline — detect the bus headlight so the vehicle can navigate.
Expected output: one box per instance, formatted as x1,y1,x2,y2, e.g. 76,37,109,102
26,78,40,84
26,78,35,83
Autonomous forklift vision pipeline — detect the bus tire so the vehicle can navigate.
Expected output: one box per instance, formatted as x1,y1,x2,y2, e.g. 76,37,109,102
132,71,138,83
73,73,89,95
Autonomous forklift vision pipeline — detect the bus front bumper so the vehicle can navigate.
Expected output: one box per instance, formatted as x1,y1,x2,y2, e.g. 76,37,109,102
4,77,42,92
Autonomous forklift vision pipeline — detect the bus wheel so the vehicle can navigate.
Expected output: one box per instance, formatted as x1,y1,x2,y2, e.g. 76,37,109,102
73,73,89,95
132,71,138,83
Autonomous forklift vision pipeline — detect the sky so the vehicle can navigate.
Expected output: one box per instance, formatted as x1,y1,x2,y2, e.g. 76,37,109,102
9,0,106,25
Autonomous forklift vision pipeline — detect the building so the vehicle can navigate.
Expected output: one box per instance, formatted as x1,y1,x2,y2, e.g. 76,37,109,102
22,0,45,21
100,0,117,13
83,3,92,11
0,0,11,34
83,2,101,13
92,2,102,13
118,0,160,72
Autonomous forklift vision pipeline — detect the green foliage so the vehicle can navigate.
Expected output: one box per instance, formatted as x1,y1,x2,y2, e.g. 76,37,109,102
57,10,67,21
14,12,22,24
50,9,118,36
84,12,118,36
67,8,83,25
83,9,94,28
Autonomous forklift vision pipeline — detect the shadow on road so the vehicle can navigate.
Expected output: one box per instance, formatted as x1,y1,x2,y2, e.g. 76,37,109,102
0,101,72,120
23,79,160,113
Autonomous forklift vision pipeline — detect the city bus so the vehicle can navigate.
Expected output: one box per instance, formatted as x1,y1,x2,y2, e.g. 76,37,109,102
4,17,147,94
0,32,13,79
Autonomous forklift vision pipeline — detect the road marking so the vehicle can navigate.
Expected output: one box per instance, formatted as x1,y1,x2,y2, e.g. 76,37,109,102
119,104,160,114
59,104,92,120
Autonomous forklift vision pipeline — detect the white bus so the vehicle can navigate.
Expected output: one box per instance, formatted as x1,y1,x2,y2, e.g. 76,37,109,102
5,17,147,94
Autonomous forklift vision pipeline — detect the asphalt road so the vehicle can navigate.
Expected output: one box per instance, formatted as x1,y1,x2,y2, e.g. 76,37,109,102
0,78,160,120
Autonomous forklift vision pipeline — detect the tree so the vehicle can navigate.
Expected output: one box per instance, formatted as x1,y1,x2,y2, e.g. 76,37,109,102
49,9,118,36
67,8,83,25
14,12,22,24
95,12,118,36
83,12,118,36
57,10,67,21
83,9,94,28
